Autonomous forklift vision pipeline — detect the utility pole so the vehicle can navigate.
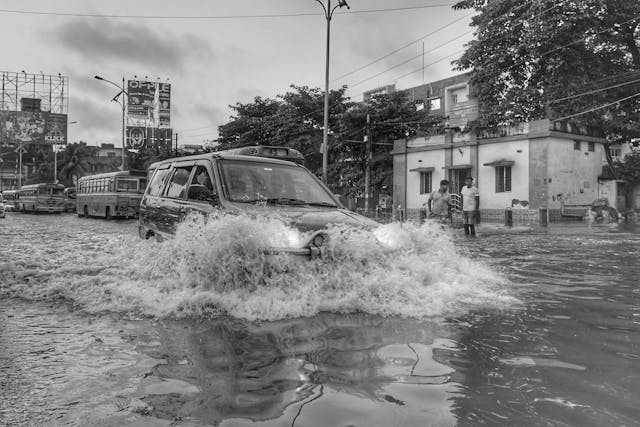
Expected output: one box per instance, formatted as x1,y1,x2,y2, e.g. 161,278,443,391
364,114,372,214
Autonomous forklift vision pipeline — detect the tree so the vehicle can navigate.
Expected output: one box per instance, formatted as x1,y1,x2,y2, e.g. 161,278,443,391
452,0,640,146
333,92,443,198
217,85,352,177
57,143,92,187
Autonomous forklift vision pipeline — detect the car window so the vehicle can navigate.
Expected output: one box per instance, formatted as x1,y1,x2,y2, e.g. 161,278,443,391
165,166,194,199
147,167,172,197
187,165,218,203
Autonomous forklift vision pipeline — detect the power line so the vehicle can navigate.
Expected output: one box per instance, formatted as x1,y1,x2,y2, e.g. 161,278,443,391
332,12,474,82
552,92,640,122
550,77,640,103
0,4,458,20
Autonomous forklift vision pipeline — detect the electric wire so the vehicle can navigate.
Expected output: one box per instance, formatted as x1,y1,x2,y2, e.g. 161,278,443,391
332,12,474,82
0,4,459,20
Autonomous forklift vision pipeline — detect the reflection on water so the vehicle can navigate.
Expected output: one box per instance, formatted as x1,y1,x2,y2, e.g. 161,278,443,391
1,215,640,426
0,300,463,426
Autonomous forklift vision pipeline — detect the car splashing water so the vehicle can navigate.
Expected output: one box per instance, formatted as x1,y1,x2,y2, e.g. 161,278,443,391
1,212,514,321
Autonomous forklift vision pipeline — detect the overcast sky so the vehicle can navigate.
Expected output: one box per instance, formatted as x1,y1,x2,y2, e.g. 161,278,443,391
0,0,474,147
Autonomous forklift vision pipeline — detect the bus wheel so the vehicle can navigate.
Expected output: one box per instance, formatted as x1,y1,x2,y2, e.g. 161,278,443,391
105,207,112,220
84,206,89,218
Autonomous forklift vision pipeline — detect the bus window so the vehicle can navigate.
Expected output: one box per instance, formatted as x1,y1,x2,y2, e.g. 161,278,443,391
116,178,139,193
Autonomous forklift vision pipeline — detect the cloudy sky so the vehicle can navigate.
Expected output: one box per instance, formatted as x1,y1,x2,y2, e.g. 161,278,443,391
0,0,474,147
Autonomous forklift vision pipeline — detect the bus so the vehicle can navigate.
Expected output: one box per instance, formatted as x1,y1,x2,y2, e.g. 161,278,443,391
76,170,147,219
16,183,66,213
1,190,19,212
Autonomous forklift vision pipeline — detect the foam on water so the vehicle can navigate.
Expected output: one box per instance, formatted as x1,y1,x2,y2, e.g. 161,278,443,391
1,213,517,321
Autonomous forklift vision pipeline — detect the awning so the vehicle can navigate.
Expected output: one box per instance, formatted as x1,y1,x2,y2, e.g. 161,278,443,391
442,164,472,170
483,159,515,167
409,167,435,172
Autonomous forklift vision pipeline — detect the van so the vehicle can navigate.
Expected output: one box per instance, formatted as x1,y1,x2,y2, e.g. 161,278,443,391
138,148,378,258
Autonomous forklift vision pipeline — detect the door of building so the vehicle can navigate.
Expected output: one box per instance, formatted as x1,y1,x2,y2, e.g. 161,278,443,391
449,168,471,194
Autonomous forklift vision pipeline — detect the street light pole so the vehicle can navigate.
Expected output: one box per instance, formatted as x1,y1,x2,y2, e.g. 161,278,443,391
94,75,127,170
315,0,349,183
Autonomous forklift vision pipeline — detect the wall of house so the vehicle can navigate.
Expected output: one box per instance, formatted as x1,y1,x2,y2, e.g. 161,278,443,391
405,149,446,210
545,138,605,209
478,139,530,209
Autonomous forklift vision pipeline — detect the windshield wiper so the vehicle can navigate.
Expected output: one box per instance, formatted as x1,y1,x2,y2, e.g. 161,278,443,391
265,197,308,205
305,201,338,208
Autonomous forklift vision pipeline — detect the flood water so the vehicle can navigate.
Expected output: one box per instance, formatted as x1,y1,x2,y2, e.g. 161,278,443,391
1,213,639,426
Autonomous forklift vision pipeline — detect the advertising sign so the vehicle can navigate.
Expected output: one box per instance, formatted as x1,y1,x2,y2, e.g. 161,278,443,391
44,113,68,145
127,126,173,150
126,126,147,149
158,83,171,128
127,80,171,128
0,110,67,145
127,80,155,118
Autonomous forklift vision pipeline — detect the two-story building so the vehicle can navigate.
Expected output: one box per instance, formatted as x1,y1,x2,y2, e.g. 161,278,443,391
390,74,630,224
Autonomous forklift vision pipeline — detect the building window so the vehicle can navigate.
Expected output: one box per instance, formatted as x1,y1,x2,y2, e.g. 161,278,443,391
452,94,458,105
107,152,115,157
429,98,441,110
608,147,621,158
419,172,432,195
495,166,512,193
574,140,581,150
588,142,595,152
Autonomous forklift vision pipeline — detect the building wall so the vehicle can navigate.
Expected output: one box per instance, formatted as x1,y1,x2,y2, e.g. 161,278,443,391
478,139,530,209
406,149,446,210
545,137,604,209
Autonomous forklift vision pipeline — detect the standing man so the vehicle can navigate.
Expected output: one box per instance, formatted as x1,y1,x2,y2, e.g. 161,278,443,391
428,179,452,223
461,176,479,237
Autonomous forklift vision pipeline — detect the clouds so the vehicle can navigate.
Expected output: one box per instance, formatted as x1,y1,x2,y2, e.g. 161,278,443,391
48,19,214,73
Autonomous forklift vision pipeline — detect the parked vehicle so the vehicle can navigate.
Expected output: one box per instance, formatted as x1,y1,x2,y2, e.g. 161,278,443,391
0,194,5,218
16,183,66,213
2,190,18,212
139,146,378,259
77,170,147,219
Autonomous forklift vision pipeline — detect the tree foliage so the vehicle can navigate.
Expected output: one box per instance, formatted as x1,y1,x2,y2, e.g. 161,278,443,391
216,86,439,195
453,0,640,145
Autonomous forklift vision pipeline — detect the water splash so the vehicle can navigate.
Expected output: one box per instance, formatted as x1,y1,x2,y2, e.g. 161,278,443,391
1,213,516,321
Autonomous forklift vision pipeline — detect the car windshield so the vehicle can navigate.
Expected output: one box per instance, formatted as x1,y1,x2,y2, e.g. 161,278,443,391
219,160,337,206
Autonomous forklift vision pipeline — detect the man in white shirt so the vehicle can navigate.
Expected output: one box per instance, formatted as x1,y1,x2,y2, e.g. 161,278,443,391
461,177,479,237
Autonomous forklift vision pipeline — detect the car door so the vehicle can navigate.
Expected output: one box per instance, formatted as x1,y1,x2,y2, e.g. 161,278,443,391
184,161,220,217
140,163,172,233
160,161,196,234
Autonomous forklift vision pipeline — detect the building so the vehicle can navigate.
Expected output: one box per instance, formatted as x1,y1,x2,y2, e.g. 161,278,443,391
390,74,631,224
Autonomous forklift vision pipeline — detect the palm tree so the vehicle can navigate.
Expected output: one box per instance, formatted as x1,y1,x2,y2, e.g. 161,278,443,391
58,143,92,187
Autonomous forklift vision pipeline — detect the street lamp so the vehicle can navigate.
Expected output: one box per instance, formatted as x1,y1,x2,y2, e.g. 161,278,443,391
315,0,349,183
94,75,127,170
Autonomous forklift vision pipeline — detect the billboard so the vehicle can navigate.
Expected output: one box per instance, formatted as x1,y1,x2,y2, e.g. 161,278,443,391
127,80,171,129
127,126,172,150
0,110,68,146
